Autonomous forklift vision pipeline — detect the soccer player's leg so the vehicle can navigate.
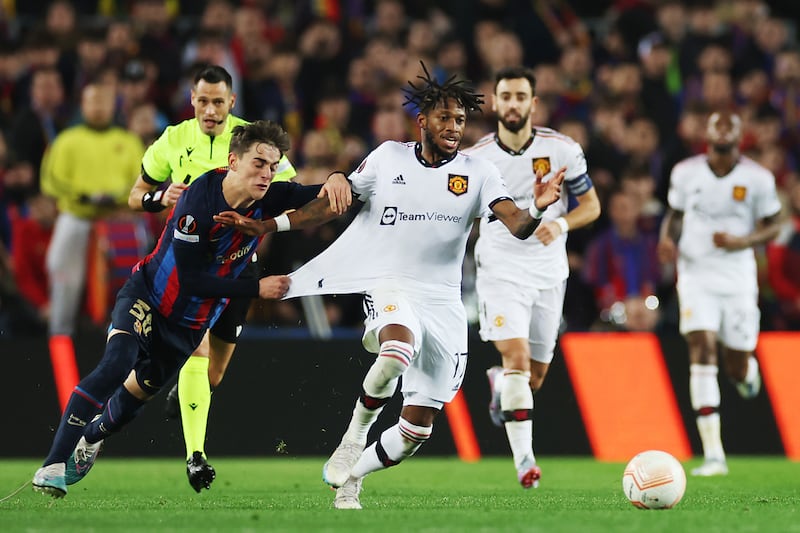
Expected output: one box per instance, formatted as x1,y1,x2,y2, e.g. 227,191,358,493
720,295,762,399
492,340,539,488
324,291,420,488
178,298,244,492
35,326,140,497
686,330,728,476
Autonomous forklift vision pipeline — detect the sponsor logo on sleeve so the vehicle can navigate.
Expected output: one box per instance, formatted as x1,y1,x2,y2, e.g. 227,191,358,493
174,214,199,242
448,174,468,196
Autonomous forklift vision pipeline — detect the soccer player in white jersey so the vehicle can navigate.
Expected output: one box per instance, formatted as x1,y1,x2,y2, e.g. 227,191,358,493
658,110,781,476
213,64,565,509
463,66,601,489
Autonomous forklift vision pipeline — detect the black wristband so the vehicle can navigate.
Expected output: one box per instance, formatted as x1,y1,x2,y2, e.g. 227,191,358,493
142,190,167,212
327,170,348,179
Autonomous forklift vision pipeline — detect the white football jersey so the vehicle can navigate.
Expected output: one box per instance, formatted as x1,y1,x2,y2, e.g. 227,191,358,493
464,128,588,288
285,141,512,300
668,154,781,294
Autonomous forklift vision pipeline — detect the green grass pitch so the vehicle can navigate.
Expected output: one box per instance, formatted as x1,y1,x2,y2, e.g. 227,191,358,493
1,457,798,532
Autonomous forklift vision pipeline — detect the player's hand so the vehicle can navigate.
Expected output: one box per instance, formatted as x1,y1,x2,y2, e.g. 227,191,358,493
258,275,290,299
534,220,562,245
213,211,267,236
532,165,565,211
163,182,188,207
657,237,677,263
318,172,352,215
712,231,750,250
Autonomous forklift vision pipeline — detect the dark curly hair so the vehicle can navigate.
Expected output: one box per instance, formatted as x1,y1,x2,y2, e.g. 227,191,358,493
403,61,484,114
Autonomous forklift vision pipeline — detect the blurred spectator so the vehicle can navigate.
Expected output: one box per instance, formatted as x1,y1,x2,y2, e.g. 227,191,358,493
638,31,679,144
370,107,412,147
105,18,139,71
13,30,62,112
660,100,710,200
183,28,242,106
620,165,665,235
7,66,67,188
126,102,162,147
71,26,109,104
10,193,56,328
297,18,347,130
40,81,143,342
368,0,408,44
623,116,664,188
583,189,662,331
767,181,800,329
116,59,167,134
131,0,182,111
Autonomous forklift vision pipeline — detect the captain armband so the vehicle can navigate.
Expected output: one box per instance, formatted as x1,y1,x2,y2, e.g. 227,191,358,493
142,190,167,212
566,173,593,196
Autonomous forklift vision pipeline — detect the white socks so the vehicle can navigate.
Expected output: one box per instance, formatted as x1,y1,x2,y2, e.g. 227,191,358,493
350,418,432,478
500,371,535,469
343,340,414,445
690,364,725,462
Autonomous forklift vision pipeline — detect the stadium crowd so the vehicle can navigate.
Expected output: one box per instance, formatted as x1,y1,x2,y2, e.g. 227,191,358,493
0,0,798,338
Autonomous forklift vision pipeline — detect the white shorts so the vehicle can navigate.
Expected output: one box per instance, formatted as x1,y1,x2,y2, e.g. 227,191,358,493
362,288,468,405
476,277,566,364
677,286,760,351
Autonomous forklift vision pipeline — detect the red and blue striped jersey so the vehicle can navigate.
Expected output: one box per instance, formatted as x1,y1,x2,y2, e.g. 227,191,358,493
135,167,321,329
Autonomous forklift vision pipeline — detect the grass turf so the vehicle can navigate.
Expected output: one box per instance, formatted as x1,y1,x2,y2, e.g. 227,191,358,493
1,457,798,532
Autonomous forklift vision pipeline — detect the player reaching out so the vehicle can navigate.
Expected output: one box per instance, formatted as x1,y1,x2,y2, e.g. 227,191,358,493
214,64,565,509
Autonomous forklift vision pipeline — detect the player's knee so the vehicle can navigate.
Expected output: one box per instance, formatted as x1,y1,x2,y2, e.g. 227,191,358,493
362,340,414,398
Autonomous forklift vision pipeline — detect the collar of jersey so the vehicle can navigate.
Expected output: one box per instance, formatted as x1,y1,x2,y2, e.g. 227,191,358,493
414,142,457,168
494,129,536,156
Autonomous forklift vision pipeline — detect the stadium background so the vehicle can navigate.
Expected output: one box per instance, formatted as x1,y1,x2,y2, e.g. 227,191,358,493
0,1,798,462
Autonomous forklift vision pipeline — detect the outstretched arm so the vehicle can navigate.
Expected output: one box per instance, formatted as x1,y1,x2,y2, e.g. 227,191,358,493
491,165,566,239
214,196,355,236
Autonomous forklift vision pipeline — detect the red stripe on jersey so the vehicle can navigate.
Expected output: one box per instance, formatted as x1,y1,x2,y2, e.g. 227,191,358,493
160,268,181,317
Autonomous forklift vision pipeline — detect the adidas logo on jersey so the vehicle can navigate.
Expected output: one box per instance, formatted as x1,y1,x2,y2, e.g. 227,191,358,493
392,174,406,184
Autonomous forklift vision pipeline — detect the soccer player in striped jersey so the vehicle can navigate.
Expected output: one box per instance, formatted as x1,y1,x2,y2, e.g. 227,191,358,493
658,110,781,476
463,66,600,489
32,120,352,498
126,65,298,491
214,64,566,509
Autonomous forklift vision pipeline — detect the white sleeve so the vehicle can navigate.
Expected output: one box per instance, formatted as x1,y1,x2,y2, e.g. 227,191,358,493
348,143,385,201
563,140,588,180
478,161,512,219
667,163,687,211
755,170,782,219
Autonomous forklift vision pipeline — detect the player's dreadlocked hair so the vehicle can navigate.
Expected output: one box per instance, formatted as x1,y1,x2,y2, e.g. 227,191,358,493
403,61,484,114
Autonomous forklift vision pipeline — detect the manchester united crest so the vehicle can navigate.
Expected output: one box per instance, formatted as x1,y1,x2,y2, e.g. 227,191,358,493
532,157,551,176
448,174,468,196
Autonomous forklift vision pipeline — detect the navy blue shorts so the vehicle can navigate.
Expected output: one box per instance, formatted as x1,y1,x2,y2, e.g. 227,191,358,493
111,274,206,396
